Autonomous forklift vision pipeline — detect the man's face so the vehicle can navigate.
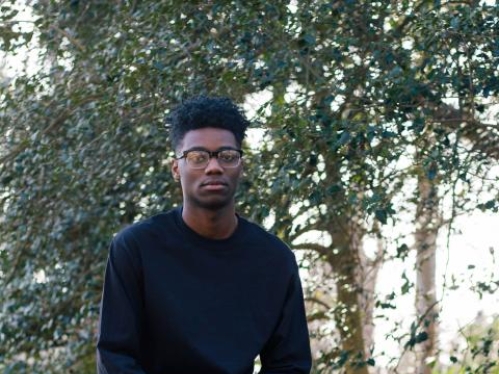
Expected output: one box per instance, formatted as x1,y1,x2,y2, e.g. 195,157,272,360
171,128,243,211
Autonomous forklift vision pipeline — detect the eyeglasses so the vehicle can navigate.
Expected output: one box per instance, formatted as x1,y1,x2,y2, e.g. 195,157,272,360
176,148,243,169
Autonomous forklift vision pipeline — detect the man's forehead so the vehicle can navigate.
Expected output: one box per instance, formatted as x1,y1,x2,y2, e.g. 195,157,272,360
180,128,238,148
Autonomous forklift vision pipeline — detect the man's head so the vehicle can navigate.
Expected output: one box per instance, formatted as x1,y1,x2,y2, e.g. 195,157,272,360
169,96,250,153
169,96,249,212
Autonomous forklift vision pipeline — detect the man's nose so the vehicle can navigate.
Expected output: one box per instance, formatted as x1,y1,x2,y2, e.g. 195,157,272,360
204,156,224,173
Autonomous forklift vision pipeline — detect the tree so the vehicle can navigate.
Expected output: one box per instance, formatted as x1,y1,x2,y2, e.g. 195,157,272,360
1,1,498,373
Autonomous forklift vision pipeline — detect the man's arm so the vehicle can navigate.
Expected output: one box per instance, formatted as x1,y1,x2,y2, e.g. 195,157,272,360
259,267,312,373
96,231,147,374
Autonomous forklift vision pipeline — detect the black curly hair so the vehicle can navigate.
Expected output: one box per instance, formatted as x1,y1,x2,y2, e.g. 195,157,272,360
168,96,250,152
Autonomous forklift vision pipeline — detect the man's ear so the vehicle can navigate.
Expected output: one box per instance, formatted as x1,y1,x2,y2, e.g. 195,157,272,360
171,159,180,181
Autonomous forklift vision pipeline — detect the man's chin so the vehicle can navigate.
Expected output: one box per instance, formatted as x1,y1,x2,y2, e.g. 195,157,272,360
193,197,233,211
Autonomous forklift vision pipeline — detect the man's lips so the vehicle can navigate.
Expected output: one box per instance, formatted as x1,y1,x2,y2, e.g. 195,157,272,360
201,179,227,186
200,180,228,191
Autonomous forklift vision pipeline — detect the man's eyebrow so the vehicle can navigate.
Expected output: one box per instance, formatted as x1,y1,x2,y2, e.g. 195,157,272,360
183,146,208,152
183,146,239,152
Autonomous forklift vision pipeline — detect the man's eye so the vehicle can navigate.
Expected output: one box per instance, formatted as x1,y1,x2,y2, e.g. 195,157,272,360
219,152,236,161
188,152,208,163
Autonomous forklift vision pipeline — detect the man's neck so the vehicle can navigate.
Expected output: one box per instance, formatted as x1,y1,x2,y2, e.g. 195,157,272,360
181,205,238,240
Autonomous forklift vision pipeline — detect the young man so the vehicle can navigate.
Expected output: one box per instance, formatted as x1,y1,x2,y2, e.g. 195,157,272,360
96,96,312,373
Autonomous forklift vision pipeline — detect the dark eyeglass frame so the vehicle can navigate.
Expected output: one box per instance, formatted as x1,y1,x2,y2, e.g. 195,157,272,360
176,148,244,169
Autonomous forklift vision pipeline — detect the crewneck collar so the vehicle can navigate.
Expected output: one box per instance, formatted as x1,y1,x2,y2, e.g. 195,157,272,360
173,206,246,250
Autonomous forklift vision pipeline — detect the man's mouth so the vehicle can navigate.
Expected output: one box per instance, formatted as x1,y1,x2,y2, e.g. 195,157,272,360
201,180,228,191
201,180,227,186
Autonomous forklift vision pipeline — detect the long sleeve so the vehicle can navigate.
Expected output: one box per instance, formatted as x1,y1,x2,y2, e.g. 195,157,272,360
96,231,147,374
259,267,312,374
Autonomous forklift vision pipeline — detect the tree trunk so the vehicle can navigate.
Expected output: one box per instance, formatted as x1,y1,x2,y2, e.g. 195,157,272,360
329,217,370,374
358,234,384,353
414,175,440,374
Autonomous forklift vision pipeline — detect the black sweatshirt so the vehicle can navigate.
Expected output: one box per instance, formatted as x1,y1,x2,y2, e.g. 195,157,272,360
97,208,312,374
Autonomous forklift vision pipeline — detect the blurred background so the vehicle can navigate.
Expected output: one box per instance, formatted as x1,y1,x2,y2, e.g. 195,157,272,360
1,1,498,373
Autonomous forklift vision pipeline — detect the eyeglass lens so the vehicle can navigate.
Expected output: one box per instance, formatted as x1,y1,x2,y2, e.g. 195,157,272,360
185,150,241,168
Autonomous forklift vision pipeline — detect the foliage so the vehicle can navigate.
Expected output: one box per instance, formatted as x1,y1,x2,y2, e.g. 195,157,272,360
1,0,498,373
441,314,499,374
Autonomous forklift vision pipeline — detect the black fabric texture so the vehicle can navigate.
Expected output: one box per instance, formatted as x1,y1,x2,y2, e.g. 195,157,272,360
97,207,312,374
